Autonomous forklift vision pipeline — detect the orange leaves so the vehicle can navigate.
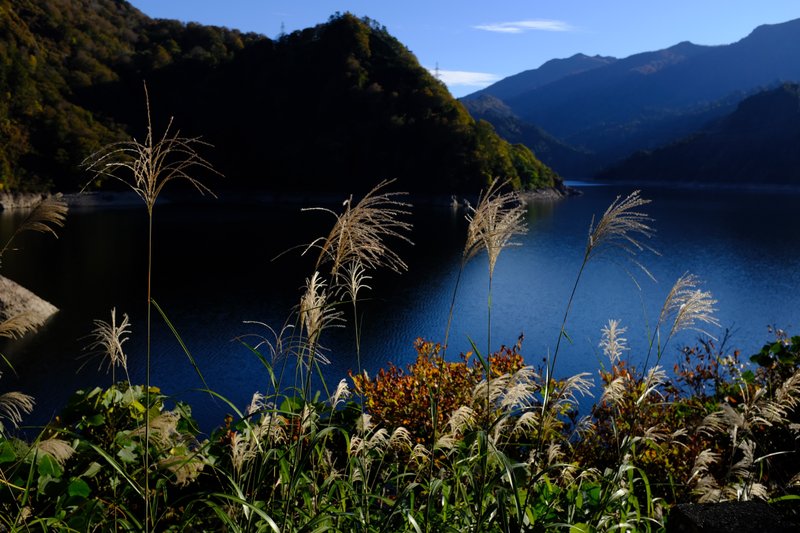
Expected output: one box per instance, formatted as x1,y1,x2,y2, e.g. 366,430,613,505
350,338,525,444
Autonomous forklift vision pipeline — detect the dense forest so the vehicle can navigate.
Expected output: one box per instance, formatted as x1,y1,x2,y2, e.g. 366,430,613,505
0,0,560,194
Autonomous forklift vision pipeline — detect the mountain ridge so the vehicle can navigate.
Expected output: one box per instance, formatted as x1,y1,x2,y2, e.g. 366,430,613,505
463,17,800,180
464,53,617,103
598,83,800,185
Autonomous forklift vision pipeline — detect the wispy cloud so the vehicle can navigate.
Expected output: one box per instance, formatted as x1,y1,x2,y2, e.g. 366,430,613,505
474,19,573,34
427,68,501,88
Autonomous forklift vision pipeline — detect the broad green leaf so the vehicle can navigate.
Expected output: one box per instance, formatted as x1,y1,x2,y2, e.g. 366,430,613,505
84,413,105,427
0,440,17,463
38,454,63,478
67,478,91,498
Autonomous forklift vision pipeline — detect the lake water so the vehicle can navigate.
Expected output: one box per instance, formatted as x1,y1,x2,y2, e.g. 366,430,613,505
3,183,800,434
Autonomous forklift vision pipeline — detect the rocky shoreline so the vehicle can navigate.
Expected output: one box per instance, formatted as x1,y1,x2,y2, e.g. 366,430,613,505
518,182,581,204
1,193,62,334
0,275,58,331
0,192,53,210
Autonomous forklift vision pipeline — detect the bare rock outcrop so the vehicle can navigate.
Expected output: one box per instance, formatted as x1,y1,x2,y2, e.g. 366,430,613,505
0,275,58,332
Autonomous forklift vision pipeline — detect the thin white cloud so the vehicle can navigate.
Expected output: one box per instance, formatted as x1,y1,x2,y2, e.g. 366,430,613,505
474,19,573,34
427,68,501,87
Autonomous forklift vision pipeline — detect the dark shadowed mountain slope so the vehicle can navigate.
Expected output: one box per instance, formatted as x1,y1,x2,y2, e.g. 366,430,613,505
599,84,800,185
462,95,597,178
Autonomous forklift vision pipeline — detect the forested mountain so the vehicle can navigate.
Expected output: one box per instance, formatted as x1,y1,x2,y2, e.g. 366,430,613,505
462,95,596,178
463,18,800,180
599,83,800,185
0,0,559,194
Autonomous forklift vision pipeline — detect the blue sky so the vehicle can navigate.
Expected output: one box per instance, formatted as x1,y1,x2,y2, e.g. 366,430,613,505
127,1,800,97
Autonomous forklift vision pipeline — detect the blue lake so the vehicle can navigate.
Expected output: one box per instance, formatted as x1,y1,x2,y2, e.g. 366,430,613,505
3,183,800,433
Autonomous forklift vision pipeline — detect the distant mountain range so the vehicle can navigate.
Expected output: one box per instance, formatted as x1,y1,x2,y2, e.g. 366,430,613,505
599,83,800,185
0,0,559,194
463,18,800,183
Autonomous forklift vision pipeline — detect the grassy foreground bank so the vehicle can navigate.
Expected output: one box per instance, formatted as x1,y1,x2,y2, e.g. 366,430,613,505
1,113,799,531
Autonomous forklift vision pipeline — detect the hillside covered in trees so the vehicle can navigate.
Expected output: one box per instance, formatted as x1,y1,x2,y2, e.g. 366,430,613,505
0,0,560,194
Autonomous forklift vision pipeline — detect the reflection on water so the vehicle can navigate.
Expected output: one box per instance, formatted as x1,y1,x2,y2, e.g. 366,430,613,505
2,185,800,434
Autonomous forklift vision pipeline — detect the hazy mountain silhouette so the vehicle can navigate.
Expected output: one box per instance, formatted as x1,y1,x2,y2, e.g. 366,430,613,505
599,83,800,185
464,53,616,103
464,18,800,181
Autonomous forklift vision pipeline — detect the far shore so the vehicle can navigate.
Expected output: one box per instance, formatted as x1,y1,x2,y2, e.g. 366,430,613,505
5,186,579,211
5,178,800,212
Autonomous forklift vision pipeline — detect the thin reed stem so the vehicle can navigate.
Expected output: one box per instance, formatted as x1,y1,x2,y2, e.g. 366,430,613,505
487,273,493,358
442,262,465,357
547,257,588,399
144,211,152,532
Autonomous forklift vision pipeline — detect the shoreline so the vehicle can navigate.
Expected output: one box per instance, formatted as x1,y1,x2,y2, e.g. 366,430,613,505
0,275,58,330
0,192,55,210
9,178,799,213
52,187,580,210
587,178,800,195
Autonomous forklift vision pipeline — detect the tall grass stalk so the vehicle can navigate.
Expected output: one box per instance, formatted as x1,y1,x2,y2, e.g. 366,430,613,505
444,179,526,357
541,191,654,449
430,180,525,529
239,182,413,531
642,272,720,373
303,179,411,378
83,83,218,531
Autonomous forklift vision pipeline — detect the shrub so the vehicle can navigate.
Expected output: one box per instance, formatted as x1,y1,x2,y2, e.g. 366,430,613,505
350,337,524,444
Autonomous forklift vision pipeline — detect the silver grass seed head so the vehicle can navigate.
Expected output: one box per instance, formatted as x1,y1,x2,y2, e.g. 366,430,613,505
638,365,668,405
304,179,412,285
246,391,265,417
464,179,528,277
0,391,35,428
410,443,431,466
587,190,654,258
329,378,351,409
0,313,42,341
82,83,219,214
13,194,68,240
33,438,75,466
84,308,132,375
159,453,205,486
255,412,288,445
0,194,68,268
445,405,477,436
585,190,657,283
298,271,342,348
133,411,181,448
599,319,628,365
389,426,413,451
601,374,629,408
660,273,720,339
